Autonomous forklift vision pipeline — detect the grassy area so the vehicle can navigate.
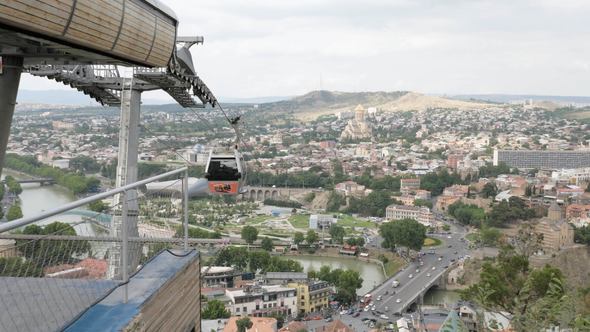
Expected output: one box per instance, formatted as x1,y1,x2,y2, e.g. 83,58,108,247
423,237,442,247
466,233,479,242
245,215,272,224
379,252,405,277
288,214,310,229
336,214,376,229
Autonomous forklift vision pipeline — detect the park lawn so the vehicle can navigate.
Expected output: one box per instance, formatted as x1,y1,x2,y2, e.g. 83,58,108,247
289,214,310,229
423,237,442,247
336,214,376,229
245,215,272,224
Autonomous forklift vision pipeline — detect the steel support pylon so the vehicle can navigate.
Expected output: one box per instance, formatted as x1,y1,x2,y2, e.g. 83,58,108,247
108,84,142,280
0,56,23,178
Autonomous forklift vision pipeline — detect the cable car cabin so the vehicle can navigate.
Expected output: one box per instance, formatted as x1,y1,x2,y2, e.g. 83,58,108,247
205,151,244,195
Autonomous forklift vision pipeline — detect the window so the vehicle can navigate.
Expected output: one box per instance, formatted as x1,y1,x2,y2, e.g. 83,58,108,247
236,307,240,312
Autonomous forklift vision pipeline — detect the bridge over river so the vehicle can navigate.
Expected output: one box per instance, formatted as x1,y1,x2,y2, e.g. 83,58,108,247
358,233,469,318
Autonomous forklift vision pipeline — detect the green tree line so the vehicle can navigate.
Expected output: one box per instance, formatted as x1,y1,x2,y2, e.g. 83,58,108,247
5,154,100,194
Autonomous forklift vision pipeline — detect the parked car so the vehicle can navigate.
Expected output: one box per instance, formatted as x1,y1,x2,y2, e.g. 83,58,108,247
396,298,401,303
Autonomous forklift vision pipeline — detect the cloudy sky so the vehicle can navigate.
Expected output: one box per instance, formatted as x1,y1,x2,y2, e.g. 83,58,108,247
19,0,590,100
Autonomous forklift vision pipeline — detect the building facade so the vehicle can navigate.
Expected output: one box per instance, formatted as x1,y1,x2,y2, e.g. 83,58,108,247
287,281,331,314
494,149,590,169
400,178,421,194
225,285,297,318
385,204,435,226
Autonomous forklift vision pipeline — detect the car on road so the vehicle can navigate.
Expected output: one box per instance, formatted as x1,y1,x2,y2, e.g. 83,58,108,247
364,306,369,312
444,265,449,268
432,266,436,270
371,307,375,311
380,314,389,320
408,274,413,278
396,298,401,303
340,310,347,315
426,273,431,277
438,257,442,261
377,295,382,301
448,244,452,248
416,268,420,273
385,306,388,311
447,235,452,239
353,312,360,317
454,251,458,254
325,317,333,322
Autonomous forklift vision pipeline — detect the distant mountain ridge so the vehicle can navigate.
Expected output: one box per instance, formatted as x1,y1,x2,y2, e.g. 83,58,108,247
262,90,498,119
451,94,590,105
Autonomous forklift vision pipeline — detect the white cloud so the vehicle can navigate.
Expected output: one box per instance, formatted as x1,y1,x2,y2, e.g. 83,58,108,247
18,0,590,98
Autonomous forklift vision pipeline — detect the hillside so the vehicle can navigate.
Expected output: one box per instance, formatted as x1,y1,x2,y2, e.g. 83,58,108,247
261,90,499,120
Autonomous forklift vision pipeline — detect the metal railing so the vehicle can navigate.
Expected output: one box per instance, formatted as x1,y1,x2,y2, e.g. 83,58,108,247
0,167,191,332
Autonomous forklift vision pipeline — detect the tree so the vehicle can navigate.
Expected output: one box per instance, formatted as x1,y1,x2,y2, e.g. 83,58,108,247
380,218,426,255
261,237,274,251
4,176,22,195
88,200,108,213
413,199,433,209
460,246,577,330
0,183,4,201
241,226,259,246
201,299,231,319
329,225,346,244
314,266,363,305
17,221,90,267
6,205,23,221
306,230,319,245
0,257,43,277
293,232,304,245
236,317,253,332
480,227,502,246
481,182,498,198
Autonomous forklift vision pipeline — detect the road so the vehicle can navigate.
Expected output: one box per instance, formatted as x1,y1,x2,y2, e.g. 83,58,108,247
353,221,470,323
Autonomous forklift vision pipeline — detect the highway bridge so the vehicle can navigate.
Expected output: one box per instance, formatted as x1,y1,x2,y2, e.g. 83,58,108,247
358,233,469,320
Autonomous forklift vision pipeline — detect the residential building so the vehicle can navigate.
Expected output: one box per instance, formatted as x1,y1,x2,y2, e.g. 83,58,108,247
201,266,242,288
386,204,435,226
225,284,297,318
566,204,590,220
264,272,308,285
400,178,420,194
287,280,331,314
447,154,462,170
494,149,590,170
334,181,366,197
551,167,590,186
443,185,469,197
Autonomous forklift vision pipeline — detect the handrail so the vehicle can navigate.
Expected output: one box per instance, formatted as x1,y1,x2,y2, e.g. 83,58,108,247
0,167,188,233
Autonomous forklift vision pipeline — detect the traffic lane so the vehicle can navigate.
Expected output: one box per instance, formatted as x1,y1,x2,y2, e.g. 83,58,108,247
377,259,445,311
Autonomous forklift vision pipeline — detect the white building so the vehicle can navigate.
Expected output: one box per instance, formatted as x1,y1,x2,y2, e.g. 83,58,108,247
551,168,590,186
225,285,297,318
385,204,435,227
309,214,335,230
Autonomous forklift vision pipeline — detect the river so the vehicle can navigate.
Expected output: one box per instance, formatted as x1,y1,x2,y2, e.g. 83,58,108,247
1,169,96,236
290,255,385,295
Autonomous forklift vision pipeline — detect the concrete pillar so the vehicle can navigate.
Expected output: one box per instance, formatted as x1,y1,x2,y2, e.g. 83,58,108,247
0,56,23,178
108,85,142,279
